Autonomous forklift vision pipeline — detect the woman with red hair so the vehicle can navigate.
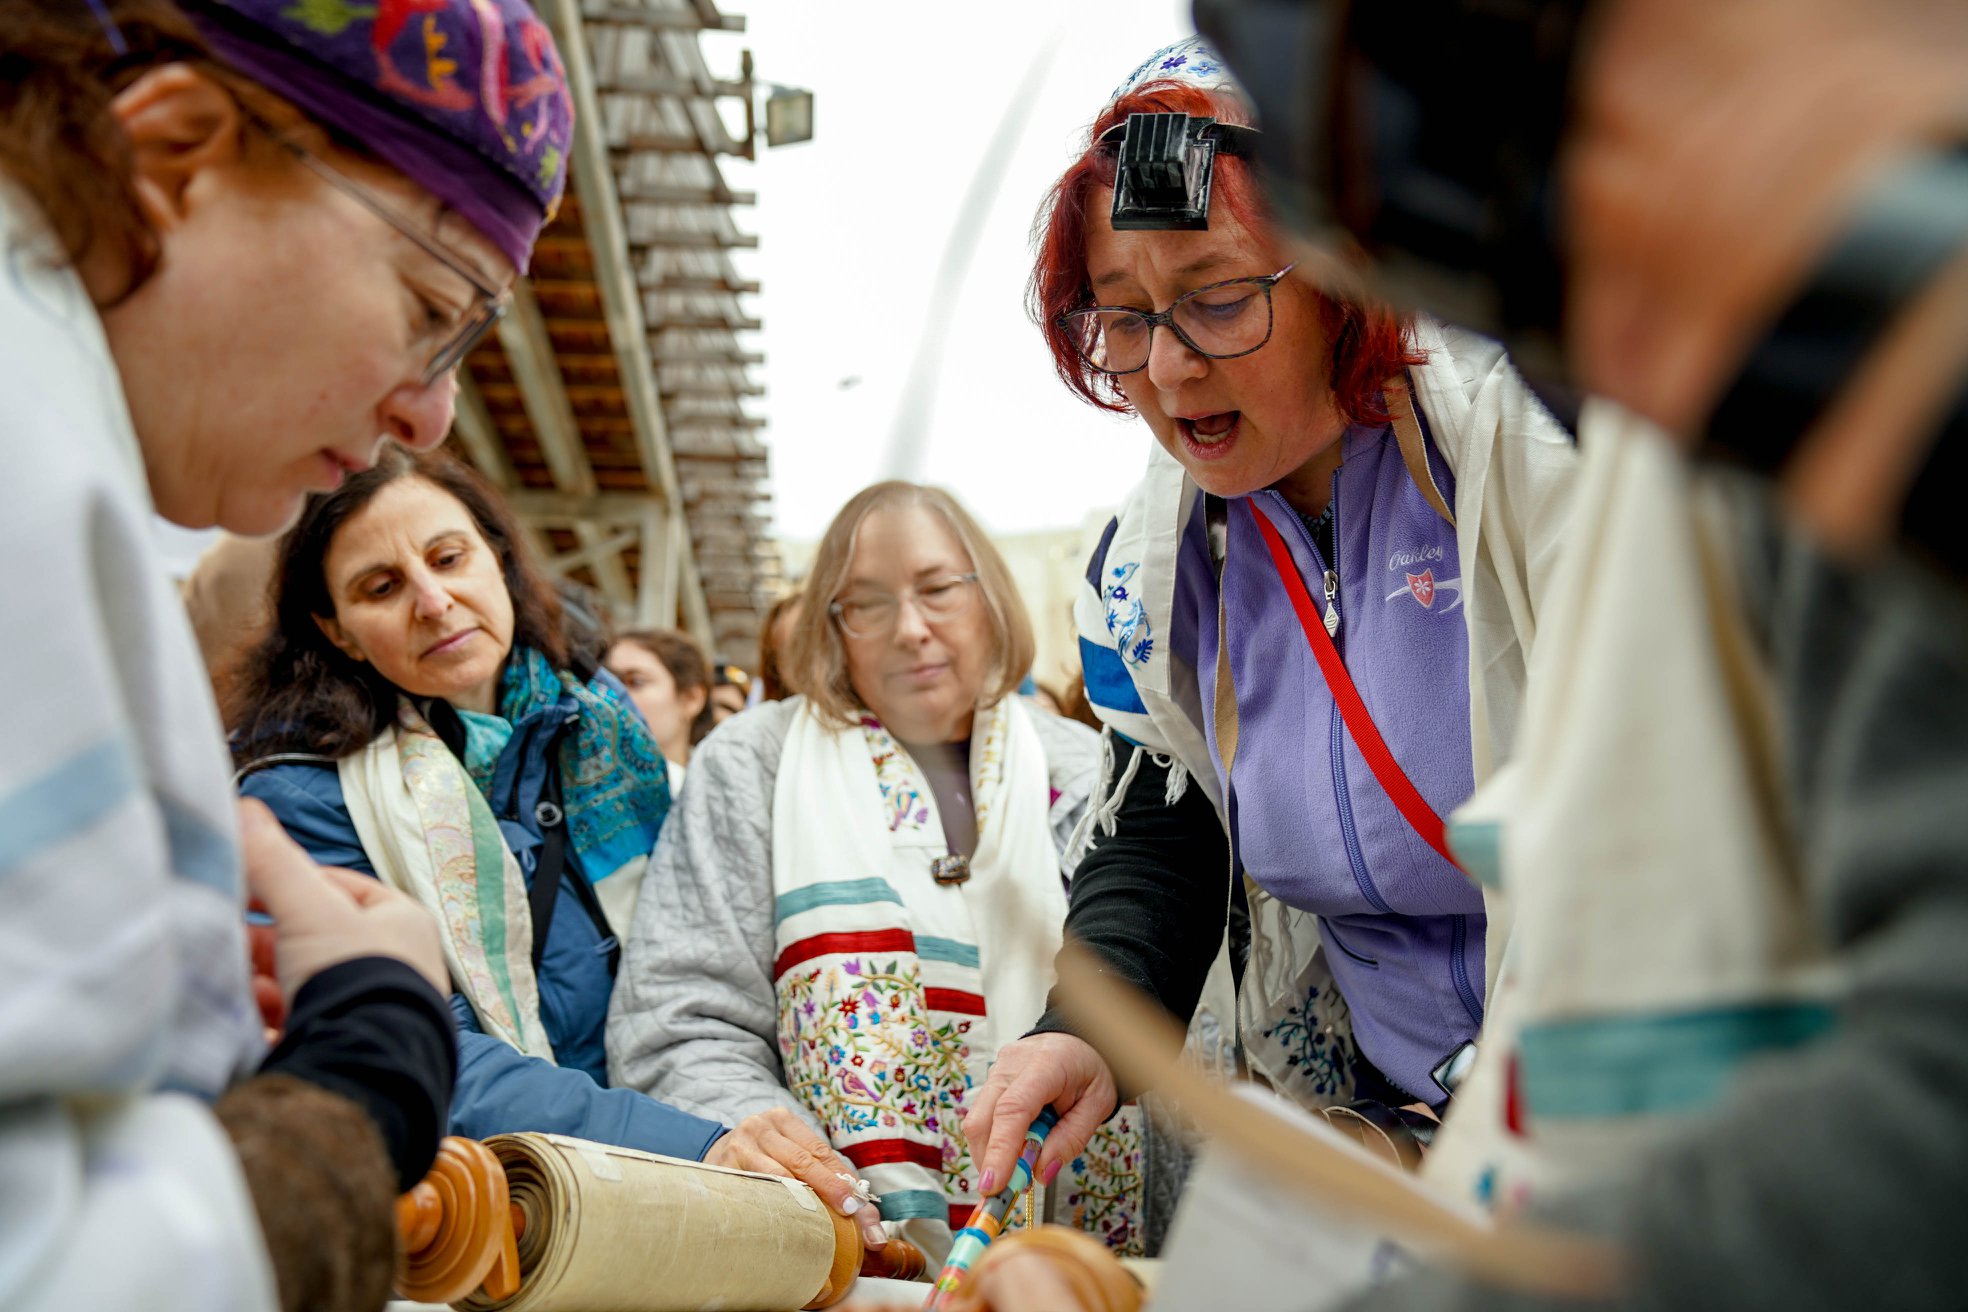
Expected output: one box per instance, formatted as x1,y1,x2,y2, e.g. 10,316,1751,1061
965,40,1581,1196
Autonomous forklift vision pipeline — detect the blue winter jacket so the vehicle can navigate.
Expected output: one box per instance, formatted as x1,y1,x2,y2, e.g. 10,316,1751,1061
240,685,726,1160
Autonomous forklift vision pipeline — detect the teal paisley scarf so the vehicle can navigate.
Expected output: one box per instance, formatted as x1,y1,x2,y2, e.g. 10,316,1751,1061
459,645,672,896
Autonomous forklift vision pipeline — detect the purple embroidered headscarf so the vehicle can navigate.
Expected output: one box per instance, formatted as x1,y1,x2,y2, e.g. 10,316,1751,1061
183,0,574,273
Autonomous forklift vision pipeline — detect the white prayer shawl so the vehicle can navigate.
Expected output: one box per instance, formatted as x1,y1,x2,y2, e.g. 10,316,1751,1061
1424,405,1837,1207
770,698,1143,1258
340,707,555,1060
0,186,276,1308
1071,316,1579,1110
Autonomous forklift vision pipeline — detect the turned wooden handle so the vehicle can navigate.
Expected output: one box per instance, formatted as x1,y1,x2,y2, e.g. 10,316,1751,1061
394,1136,521,1305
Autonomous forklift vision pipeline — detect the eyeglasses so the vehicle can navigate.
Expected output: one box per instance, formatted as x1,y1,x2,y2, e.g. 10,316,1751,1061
1057,263,1297,376
830,573,979,639
270,133,511,386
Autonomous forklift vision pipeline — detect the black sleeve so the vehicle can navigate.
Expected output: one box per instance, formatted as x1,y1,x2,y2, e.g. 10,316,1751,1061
260,956,458,1193
1031,746,1230,1088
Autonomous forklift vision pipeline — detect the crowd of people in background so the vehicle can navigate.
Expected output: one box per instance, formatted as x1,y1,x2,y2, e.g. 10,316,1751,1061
3,2,1964,1311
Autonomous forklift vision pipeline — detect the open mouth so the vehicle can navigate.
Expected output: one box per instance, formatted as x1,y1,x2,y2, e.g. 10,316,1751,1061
1175,412,1241,460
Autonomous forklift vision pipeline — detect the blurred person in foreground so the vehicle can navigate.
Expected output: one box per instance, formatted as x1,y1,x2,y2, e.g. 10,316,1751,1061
606,627,714,787
227,447,886,1251
0,0,588,1303
608,482,1148,1262
913,2,1968,1309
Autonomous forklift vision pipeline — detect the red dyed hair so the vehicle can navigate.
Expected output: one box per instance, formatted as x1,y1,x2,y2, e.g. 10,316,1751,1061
1029,81,1421,425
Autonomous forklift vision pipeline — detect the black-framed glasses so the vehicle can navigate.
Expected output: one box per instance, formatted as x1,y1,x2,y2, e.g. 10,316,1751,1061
268,133,511,386
1057,263,1297,376
830,572,980,639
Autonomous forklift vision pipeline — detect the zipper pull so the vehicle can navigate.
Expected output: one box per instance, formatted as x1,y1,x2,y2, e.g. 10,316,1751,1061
1323,570,1340,637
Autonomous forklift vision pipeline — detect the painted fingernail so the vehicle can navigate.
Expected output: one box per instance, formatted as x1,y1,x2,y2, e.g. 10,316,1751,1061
1041,1159,1062,1185
978,1169,997,1195
861,1218,888,1248
840,1196,863,1216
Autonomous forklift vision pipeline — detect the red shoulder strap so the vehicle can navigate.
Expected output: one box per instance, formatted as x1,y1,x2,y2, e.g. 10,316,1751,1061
1244,499,1466,874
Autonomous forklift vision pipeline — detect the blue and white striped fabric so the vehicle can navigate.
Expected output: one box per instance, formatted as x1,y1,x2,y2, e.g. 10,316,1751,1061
0,191,273,1309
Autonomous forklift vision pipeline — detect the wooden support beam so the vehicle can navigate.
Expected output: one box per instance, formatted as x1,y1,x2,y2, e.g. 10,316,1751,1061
661,380,766,398
541,0,712,648
647,348,765,365
600,74,751,101
616,182,757,207
452,369,559,568
452,370,522,488
644,274,762,295
614,133,749,157
508,489,676,523
642,310,764,331
495,280,636,608
584,4,743,31
549,527,640,575
621,223,759,249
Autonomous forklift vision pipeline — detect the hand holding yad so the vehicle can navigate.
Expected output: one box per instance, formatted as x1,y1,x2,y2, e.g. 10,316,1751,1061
705,1106,889,1252
962,1032,1114,1201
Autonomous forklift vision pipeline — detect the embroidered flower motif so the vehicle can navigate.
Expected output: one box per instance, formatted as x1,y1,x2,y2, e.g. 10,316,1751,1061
862,721,933,831
1261,983,1359,1098
1059,1110,1147,1257
777,952,976,1181
1103,562,1154,669
1160,54,1188,70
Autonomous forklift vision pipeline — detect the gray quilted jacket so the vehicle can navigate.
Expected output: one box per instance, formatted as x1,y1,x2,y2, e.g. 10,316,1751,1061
605,696,1100,1133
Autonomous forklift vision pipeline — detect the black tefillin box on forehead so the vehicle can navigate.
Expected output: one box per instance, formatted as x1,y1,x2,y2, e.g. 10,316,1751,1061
1103,111,1260,232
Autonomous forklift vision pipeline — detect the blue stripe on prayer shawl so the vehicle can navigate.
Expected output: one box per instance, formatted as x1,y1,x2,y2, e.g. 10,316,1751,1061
157,793,239,894
1446,818,1502,888
1519,1000,1836,1119
915,936,981,968
1079,637,1147,715
0,737,140,874
876,1189,949,1221
774,877,905,923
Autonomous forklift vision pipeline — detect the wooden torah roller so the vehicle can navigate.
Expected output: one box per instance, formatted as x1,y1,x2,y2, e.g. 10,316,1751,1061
394,1133,928,1311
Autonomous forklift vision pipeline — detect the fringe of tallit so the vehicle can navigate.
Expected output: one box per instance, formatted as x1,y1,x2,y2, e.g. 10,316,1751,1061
1064,727,1195,871
1159,753,1190,806
1064,726,1143,871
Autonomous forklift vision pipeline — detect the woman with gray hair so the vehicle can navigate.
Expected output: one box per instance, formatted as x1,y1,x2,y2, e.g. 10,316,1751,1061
608,481,1144,1262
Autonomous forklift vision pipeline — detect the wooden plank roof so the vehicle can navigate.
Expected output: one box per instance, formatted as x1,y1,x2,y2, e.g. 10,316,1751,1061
448,0,777,664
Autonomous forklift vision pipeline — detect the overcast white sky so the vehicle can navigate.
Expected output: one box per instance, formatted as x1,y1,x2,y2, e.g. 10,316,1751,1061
703,1,1194,542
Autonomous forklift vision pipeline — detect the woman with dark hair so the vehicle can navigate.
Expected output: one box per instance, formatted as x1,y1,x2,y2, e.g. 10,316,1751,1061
966,42,1580,1194
231,447,890,1254
605,628,714,781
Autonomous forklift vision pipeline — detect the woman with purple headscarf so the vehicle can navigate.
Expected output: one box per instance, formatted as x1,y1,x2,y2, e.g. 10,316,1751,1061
0,3,850,1308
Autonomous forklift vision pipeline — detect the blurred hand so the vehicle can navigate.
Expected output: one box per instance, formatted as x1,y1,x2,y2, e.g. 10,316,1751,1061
238,798,448,1002
961,1033,1115,1199
245,904,285,1041
704,1107,888,1251
835,1227,1138,1312
1567,0,1968,442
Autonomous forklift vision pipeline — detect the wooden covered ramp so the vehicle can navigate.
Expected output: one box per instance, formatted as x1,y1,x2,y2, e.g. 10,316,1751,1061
452,0,780,664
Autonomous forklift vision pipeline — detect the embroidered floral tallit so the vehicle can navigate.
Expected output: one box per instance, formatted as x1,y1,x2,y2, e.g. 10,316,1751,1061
770,698,1145,1258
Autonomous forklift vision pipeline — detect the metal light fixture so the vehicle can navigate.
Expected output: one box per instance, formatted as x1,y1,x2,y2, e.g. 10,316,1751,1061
763,85,814,148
